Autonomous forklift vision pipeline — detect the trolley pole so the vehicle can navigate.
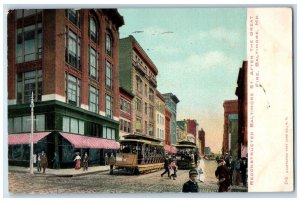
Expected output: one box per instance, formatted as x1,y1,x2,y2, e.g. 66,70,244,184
30,92,34,174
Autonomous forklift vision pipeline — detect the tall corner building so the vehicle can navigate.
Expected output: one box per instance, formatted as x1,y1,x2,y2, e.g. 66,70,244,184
7,9,124,167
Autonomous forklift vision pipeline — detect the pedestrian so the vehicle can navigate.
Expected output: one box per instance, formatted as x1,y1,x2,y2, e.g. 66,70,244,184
215,158,230,192
36,153,41,172
226,156,234,185
40,150,48,174
197,157,205,182
182,169,199,193
74,152,81,170
82,152,89,171
108,153,116,175
33,153,37,167
52,152,60,169
169,159,177,180
232,157,242,186
160,156,170,178
104,153,108,165
240,157,247,187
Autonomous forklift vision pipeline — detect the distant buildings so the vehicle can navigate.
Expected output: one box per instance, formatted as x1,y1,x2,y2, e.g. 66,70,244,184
155,91,166,141
223,100,238,154
198,128,206,156
163,93,180,146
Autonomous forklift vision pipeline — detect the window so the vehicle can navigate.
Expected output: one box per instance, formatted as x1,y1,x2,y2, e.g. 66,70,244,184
144,102,147,114
89,85,99,113
89,47,98,80
136,76,142,93
65,28,81,69
105,94,113,118
103,127,115,139
135,98,142,112
65,9,80,27
105,32,112,56
135,118,142,133
17,70,42,104
144,84,147,96
8,115,45,133
120,99,130,113
66,74,80,106
16,23,42,63
149,88,154,102
16,9,42,19
149,106,154,119
89,17,98,42
62,116,84,135
105,61,112,89
144,121,147,134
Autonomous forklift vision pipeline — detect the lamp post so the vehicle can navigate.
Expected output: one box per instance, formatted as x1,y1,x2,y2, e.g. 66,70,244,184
30,92,34,174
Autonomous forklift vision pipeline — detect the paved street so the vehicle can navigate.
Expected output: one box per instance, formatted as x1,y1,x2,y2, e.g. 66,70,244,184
8,160,246,194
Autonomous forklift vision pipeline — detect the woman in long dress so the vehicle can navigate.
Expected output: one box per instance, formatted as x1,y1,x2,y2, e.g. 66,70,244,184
197,157,206,182
74,153,81,170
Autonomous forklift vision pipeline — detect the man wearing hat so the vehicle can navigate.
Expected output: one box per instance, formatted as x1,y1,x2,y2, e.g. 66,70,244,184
182,169,199,193
215,159,230,192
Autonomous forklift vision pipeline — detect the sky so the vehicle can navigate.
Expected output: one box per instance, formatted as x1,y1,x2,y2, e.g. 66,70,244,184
118,8,247,153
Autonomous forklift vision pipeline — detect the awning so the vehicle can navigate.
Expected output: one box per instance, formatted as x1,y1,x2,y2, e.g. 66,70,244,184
60,133,120,150
164,144,177,154
8,132,50,145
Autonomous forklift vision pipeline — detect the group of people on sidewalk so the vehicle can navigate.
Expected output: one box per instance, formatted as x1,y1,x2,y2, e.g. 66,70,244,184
33,150,49,173
215,155,248,192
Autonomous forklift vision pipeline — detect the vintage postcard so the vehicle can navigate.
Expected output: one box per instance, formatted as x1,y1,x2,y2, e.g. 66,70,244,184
3,5,294,197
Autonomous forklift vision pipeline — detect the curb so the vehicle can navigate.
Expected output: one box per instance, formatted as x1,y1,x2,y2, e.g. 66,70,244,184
9,169,110,177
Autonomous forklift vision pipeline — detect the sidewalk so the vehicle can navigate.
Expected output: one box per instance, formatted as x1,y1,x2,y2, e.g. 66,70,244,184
9,165,110,177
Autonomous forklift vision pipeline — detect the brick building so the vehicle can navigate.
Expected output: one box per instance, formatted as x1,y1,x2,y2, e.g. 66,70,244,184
119,87,134,140
119,35,158,138
222,100,238,154
198,128,205,156
235,61,248,158
7,9,124,167
186,119,198,144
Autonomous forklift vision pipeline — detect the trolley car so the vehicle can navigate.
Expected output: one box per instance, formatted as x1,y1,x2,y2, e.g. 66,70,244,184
175,141,198,169
115,134,165,174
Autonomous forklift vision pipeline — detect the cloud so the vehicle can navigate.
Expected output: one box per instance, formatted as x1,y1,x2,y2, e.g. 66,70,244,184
189,27,242,47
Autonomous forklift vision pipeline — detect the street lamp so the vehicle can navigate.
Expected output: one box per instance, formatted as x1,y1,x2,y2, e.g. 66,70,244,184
30,92,34,174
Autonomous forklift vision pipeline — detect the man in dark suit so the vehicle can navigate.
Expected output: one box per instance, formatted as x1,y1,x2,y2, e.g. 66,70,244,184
182,169,199,193
161,156,170,178
215,158,230,192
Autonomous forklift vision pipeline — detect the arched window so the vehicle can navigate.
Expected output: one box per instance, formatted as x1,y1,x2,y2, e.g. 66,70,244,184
89,17,98,42
105,32,112,56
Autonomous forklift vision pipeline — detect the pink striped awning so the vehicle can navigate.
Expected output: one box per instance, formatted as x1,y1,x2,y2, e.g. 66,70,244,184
60,133,120,150
164,144,177,154
8,132,50,145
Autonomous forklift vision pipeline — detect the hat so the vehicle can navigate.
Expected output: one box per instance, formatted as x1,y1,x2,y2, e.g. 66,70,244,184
189,169,198,176
217,158,225,163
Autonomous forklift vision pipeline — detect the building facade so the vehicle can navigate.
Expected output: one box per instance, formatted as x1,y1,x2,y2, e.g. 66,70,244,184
187,119,198,144
198,128,205,156
222,100,238,154
228,114,239,159
119,87,134,139
119,35,158,138
7,9,124,167
235,61,248,158
162,93,179,146
164,109,171,146
155,91,165,142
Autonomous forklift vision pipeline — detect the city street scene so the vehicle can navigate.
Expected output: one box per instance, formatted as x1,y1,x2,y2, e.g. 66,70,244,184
6,8,249,195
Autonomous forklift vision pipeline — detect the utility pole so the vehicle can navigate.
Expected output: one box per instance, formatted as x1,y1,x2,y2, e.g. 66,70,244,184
30,92,34,174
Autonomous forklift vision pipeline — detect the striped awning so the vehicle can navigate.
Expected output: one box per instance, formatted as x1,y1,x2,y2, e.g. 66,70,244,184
60,133,120,150
8,132,50,145
164,144,177,154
